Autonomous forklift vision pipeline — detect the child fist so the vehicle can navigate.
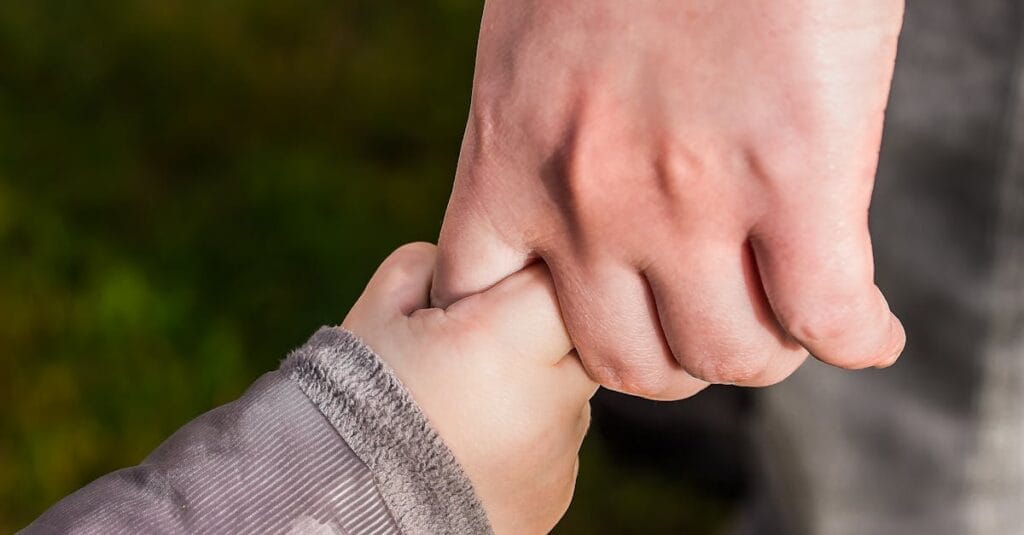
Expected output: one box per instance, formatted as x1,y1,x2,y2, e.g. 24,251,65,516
343,243,597,534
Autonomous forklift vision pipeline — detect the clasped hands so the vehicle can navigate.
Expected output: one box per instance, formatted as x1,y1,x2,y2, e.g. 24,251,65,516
344,2,908,532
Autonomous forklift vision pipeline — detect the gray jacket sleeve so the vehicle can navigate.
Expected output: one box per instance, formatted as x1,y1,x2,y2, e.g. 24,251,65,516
22,327,493,535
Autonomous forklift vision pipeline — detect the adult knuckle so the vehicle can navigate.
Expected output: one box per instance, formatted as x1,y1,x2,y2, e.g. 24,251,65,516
784,302,887,369
784,305,860,348
750,347,809,387
681,350,769,386
587,362,671,399
655,140,711,204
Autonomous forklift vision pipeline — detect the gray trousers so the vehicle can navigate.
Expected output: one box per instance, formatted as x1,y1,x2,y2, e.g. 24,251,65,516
754,2,1024,534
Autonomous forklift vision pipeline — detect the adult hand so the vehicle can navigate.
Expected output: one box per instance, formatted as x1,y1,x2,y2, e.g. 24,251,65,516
434,0,907,400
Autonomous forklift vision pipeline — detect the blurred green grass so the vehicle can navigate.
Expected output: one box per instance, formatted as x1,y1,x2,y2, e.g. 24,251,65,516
0,2,727,532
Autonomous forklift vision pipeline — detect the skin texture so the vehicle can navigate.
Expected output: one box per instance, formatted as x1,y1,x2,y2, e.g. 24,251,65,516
434,0,908,400
343,243,597,534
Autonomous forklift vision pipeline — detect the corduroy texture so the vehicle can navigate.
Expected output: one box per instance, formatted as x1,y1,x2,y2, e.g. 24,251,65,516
23,327,491,534
282,327,493,535
22,371,399,534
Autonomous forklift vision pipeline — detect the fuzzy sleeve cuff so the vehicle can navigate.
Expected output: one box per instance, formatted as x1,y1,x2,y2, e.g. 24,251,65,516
281,327,493,535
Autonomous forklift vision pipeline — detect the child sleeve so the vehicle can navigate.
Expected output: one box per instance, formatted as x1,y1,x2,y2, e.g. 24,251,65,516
22,327,493,535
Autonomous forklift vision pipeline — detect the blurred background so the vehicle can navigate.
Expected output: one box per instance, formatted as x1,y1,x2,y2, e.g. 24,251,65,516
0,2,749,532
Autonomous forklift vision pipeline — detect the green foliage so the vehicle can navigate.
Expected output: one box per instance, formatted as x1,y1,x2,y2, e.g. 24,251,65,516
0,2,726,532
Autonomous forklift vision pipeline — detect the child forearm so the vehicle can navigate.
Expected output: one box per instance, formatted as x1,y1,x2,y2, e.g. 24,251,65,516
24,328,491,535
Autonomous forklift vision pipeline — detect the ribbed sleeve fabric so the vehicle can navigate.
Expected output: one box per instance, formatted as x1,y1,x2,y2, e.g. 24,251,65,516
22,327,491,535
282,327,493,535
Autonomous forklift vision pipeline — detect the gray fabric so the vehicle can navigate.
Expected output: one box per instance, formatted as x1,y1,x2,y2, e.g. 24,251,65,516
23,328,490,535
282,327,492,535
752,1,1024,534
23,370,399,535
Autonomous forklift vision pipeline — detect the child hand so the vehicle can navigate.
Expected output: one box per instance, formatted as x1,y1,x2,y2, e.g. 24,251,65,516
342,243,597,534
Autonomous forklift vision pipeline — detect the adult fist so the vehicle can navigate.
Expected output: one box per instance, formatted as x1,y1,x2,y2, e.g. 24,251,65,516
434,0,907,400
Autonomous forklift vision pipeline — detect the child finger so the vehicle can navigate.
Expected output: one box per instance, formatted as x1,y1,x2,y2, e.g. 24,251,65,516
446,262,573,366
350,242,437,323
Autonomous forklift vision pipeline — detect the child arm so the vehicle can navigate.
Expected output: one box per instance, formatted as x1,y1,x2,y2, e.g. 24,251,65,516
25,243,594,535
